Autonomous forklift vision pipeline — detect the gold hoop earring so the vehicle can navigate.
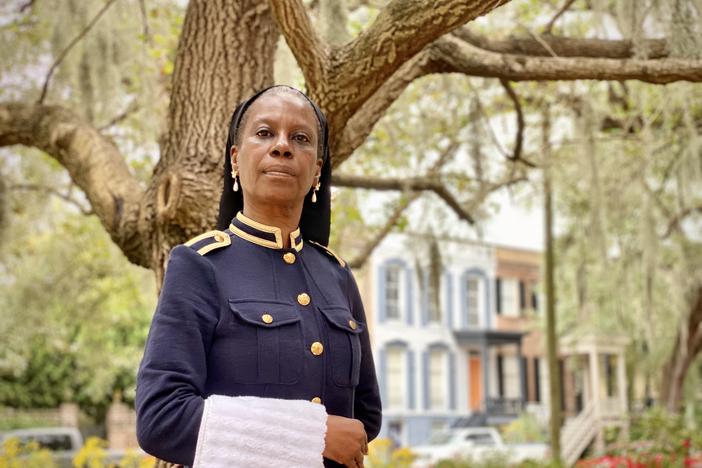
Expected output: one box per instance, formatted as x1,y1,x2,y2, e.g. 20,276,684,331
231,169,239,192
311,181,321,203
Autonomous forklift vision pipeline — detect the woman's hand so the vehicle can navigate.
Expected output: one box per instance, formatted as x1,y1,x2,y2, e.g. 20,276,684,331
323,415,368,467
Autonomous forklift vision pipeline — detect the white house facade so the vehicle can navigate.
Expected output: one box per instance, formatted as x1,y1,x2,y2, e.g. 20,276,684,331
357,233,532,447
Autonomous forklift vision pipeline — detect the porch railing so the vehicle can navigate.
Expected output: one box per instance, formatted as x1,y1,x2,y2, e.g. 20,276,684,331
485,397,524,416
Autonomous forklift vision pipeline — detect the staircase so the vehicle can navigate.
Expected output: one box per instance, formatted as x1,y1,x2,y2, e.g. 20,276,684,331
560,403,597,467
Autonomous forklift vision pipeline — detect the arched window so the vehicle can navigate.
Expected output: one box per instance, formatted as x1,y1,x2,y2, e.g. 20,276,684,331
381,341,415,410
423,344,456,411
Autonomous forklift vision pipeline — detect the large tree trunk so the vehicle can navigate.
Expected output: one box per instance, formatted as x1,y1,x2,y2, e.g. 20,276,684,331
139,0,278,281
660,285,702,411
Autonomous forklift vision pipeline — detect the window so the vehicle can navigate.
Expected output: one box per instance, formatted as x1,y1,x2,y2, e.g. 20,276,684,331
503,355,521,399
385,265,402,320
465,433,496,446
531,282,540,313
533,357,541,403
429,350,447,409
500,278,520,317
387,347,407,409
465,276,480,326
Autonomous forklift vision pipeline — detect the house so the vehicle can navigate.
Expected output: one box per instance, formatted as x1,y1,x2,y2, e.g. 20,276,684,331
355,233,629,457
355,233,532,446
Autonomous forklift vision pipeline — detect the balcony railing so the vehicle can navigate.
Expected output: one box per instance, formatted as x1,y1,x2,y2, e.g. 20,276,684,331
485,397,524,416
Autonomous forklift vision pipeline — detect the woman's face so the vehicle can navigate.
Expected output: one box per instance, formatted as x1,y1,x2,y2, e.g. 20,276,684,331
231,92,323,212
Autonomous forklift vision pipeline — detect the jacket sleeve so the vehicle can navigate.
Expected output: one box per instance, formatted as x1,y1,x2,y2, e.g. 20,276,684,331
345,265,382,441
135,245,219,466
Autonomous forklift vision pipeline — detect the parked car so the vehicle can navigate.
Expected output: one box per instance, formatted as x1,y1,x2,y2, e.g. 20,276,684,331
0,426,135,467
411,427,549,467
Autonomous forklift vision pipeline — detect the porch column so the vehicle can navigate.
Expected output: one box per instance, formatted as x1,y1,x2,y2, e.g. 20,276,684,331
517,340,527,407
481,338,489,412
616,352,627,415
589,349,604,452
588,350,600,416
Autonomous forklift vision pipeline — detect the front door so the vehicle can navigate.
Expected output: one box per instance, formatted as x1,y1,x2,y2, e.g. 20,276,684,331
469,355,482,410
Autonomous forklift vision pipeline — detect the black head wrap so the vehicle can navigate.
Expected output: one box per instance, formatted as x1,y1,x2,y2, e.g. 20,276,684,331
216,85,332,246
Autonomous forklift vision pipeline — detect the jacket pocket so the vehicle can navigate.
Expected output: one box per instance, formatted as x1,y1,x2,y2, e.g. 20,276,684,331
318,305,364,387
228,299,303,384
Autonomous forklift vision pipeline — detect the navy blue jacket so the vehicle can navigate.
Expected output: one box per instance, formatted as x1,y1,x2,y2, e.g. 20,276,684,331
136,212,382,466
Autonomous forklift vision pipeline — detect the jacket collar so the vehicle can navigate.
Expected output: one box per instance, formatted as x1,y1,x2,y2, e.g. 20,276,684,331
229,212,303,252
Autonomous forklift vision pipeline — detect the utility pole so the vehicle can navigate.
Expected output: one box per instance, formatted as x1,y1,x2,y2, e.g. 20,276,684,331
543,104,562,463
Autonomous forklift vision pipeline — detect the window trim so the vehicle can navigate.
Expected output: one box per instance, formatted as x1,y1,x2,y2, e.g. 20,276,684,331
459,268,490,329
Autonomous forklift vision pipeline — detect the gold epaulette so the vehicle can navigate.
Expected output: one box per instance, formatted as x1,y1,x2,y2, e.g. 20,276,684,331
309,240,346,267
184,230,231,256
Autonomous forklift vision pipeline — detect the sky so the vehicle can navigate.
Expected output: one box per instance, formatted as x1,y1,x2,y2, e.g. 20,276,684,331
482,189,544,251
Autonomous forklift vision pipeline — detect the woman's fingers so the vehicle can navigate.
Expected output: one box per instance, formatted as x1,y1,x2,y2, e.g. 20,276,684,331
354,450,365,468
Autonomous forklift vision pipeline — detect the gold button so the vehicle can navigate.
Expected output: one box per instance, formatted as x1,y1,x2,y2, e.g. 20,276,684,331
261,314,273,324
311,397,322,404
310,341,324,356
349,320,358,330
214,233,225,242
297,293,311,306
283,252,296,264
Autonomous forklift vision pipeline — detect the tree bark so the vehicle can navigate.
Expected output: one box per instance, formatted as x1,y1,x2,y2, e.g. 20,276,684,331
141,0,278,280
452,28,671,59
543,105,562,462
429,36,702,84
0,102,146,266
660,285,702,412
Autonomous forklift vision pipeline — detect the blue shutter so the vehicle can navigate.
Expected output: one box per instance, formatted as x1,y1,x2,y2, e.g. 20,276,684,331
460,274,467,329
484,275,492,329
422,350,430,410
405,265,414,326
378,263,387,323
379,348,387,405
444,271,453,329
421,271,429,326
495,278,502,315
407,350,416,410
448,352,456,410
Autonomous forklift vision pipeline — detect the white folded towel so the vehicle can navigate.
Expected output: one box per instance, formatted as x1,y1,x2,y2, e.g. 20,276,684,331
193,395,327,468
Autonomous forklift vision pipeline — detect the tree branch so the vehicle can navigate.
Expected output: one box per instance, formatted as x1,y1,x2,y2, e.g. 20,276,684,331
138,0,152,44
321,0,511,135
333,51,434,164
452,28,671,59
9,183,94,215
347,193,420,269
268,0,328,89
98,100,140,132
332,174,475,223
429,35,702,84
347,141,457,268
18,0,35,13
498,79,535,167
543,0,577,35
38,0,118,104
0,102,147,266
664,205,702,238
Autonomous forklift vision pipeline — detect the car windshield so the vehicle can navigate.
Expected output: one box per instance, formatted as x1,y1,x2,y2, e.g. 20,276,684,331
427,432,453,445
465,433,496,446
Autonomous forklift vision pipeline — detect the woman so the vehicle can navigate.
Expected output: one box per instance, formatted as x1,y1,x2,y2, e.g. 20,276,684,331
135,86,382,468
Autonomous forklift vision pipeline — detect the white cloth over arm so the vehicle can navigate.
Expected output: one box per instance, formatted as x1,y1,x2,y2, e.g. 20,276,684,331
193,395,327,468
